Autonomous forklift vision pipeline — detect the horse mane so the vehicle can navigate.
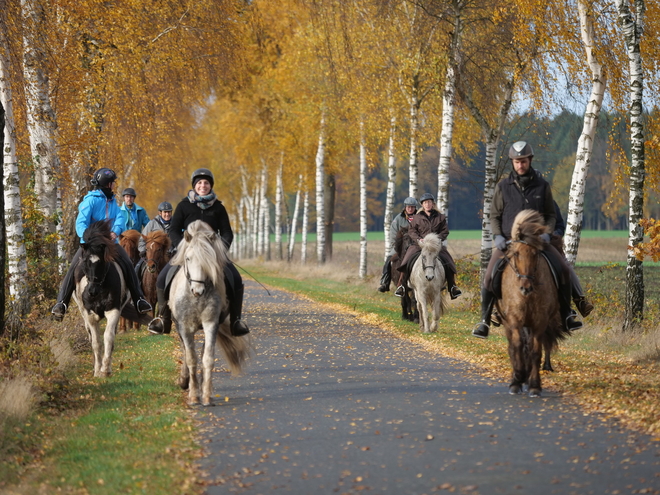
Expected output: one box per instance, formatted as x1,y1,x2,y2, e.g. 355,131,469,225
83,220,117,262
119,229,141,244
510,210,549,250
394,227,409,256
420,232,442,256
170,220,228,288
145,229,170,249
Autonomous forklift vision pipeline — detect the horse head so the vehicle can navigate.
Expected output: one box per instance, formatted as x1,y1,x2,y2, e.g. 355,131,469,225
508,210,550,296
119,229,141,266
144,230,170,273
81,220,117,294
418,233,442,281
172,220,228,297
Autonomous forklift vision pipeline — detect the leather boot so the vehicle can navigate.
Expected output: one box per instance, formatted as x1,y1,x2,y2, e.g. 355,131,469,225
229,283,250,337
445,270,462,300
378,257,392,292
147,288,171,335
472,288,495,339
559,282,583,331
570,267,594,317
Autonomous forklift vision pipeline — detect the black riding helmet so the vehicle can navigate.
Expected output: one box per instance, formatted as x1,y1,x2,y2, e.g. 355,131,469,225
158,201,173,212
419,192,435,203
191,168,214,189
122,187,137,197
91,168,117,188
508,141,534,160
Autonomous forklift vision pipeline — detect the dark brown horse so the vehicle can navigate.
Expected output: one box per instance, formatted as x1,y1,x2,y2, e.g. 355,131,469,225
391,227,419,323
118,230,142,332
496,210,570,397
141,230,171,322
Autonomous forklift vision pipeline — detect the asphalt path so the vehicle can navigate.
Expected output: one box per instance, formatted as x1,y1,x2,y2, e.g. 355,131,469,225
194,280,660,495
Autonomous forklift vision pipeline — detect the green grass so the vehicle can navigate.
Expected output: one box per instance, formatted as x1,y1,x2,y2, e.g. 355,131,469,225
14,332,200,495
270,230,631,242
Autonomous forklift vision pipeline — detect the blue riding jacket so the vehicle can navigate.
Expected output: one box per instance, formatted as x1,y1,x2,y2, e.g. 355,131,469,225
76,190,126,242
120,203,149,232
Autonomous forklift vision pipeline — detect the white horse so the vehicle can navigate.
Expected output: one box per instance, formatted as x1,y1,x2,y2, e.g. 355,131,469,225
170,220,251,406
408,233,448,333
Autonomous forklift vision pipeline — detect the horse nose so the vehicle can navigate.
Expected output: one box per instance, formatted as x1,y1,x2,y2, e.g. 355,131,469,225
191,285,205,297
426,274,434,281
520,286,533,296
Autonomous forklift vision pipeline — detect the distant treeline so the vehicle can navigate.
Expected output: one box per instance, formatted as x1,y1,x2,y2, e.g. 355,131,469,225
327,110,658,233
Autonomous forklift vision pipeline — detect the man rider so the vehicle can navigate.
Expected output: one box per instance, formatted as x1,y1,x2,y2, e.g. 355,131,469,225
378,197,419,292
472,141,584,339
120,187,149,233
138,201,174,257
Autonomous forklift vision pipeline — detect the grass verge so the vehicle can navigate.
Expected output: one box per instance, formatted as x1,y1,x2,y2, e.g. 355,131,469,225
1,330,202,495
241,259,660,438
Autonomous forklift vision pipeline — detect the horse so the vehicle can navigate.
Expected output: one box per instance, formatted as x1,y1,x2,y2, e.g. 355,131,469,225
496,209,570,397
169,220,251,406
71,220,129,377
407,233,447,333
118,229,142,333
141,230,171,325
391,227,419,323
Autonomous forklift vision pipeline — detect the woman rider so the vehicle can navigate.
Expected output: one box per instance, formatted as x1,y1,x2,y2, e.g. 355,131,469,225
50,168,153,320
147,168,249,337
394,192,462,300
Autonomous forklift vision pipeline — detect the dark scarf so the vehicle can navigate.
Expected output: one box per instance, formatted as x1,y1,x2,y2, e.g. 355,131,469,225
514,166,535,190
100,187,114,200
187,190,217,210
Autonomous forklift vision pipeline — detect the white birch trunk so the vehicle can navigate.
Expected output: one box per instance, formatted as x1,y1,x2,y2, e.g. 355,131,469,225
359,121,368,279
564,0,608,265
383,115,397,261
22,0,60,229
616,0,646,329
260,165,270,260
301,188,310,265
1,24,29,309
315,113,326,264
238,196,247,260
408,94,419,199
288,174,303,262
436,11,462,221
275,155,283,260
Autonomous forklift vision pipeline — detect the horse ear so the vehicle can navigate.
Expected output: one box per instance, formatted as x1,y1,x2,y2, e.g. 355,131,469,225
184,230,192,242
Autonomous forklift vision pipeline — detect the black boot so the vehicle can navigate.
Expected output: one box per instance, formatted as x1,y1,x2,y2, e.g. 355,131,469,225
116,245,153,315
559,282,583,331
229,283,250,337
445,270,462,300
51,248,82,321
147,288,171,335
472,288,495,339
570,267,594,317
378,256,392,292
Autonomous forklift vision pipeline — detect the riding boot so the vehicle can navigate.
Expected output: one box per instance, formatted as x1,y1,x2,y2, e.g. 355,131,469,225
570,267,594,317
116,245,152,314
394,271,406,297
472,288,495,339
229,283,250,337
445,270,462,300
51,248,83,321
378,256,392,292
559,281,583,331
147,288,171,335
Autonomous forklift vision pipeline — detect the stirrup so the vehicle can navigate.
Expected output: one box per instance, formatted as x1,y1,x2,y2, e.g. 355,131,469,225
51,302,67,322
136,298,152,314
449,286,462,300
147,317,164,335
394,285,405,298
472,321,490,339
565,312,583,331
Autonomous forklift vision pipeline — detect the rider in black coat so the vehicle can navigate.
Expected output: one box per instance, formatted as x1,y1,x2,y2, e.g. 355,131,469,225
147,168,249,337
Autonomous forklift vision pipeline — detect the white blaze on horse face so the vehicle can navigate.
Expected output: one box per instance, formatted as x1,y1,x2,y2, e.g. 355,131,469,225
89,254,100,263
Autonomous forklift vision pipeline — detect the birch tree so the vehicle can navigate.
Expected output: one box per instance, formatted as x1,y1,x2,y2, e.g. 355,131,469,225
288,174,303,262
563,0,608,265
359,121,368,278
0,14,29,318
616,0,646,330
315,113,326,264
383,115,397,261
275,155,284,260
301,188,310,265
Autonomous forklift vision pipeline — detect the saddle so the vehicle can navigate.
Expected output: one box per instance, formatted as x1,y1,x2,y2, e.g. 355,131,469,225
490,250,559,299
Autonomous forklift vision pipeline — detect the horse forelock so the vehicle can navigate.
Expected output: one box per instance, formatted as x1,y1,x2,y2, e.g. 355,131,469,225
421,233,442,256
173,230,227,289
83,221,117,262
146,230,170,248
510,210,548,249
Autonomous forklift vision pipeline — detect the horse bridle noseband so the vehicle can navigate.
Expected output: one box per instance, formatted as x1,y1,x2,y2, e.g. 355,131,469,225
86,259,110,285
506,240,539,282
183,259,212,290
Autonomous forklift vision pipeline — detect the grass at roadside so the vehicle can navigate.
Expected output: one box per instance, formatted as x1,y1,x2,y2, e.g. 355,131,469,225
241,259,660,438
2,330,201,495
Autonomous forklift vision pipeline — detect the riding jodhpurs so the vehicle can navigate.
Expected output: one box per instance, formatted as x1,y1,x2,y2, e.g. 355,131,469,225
54,248,84,307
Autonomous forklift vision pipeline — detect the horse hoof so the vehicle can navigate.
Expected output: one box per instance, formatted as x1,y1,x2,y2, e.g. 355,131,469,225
528,389,542,398
177,378,190,390
509,385,522,395
202,401,215,407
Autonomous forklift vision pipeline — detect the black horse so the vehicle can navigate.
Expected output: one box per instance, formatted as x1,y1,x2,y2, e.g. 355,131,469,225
72,220,129,377
391,227,419,323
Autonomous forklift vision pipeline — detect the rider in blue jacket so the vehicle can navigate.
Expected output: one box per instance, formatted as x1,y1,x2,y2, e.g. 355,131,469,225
119,187,150,232
51,168,153,320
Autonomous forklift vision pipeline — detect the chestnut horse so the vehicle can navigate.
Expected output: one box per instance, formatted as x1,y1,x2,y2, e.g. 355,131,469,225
141,230,170,323
496,210,569,397
118,230,142,332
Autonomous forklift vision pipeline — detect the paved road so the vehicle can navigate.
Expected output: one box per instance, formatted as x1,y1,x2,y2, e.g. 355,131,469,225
195,281,660,495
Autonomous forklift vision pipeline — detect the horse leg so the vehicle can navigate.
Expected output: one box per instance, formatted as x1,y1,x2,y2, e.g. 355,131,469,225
200,324,218,407
182,334,200,405
417,293,429,333
542,338,554,371
506,326,525,394
429,291,441,333
100,309,121,377
528,335,543,397
118,317,126,334
87,316,103,378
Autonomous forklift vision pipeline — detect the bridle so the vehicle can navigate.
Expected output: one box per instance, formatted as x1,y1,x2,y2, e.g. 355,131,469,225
85,258,110,285
506,240,540,283
183,257,212,290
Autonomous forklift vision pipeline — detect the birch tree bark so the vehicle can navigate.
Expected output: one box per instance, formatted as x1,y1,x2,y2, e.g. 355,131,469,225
563,0,608,265
315,113,326,264
1,20,29,318
436,7,463,221
259,165,270,260
275,155,284,260
0,100,5,334
301,187,310,265
288,174,303,262
21,0,61,237
359,121,368,279
383,115,397,261
616,0,645,330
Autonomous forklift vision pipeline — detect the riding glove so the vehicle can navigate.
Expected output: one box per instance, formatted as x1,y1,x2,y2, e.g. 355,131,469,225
540,233,551,244
495,235,507,251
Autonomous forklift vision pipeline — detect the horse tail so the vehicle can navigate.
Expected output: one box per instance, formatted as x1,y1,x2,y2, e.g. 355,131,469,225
216,331,252,375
